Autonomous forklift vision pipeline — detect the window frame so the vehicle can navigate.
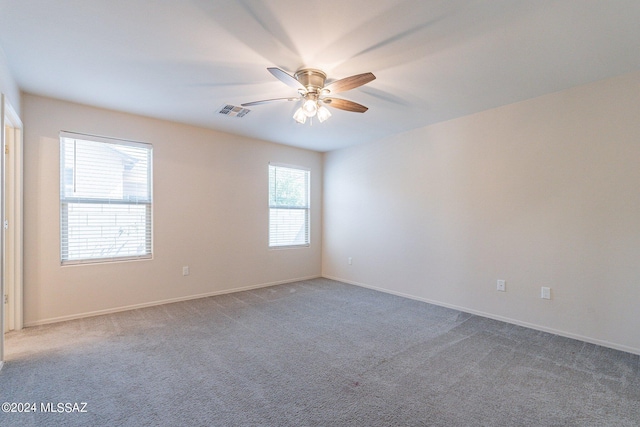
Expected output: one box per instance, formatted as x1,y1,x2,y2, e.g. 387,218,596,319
268,163,310,249
59,131,153,265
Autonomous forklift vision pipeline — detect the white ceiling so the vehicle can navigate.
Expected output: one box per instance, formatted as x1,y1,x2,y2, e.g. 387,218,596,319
0,0,639,152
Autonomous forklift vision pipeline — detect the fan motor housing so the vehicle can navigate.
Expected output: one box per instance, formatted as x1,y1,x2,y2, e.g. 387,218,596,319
294,69,327,93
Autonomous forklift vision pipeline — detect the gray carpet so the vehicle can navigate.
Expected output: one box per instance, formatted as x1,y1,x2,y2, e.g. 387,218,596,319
1,278,638,426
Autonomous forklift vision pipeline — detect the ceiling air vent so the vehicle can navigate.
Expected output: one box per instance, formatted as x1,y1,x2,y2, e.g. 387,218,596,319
218,104,250,118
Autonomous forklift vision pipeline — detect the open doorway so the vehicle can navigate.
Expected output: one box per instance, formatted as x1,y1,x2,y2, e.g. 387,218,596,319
1,94,23,366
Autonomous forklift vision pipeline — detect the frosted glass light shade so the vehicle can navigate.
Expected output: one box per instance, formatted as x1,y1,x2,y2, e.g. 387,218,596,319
317,106,331,123
293,107,307,124
302,99,318,117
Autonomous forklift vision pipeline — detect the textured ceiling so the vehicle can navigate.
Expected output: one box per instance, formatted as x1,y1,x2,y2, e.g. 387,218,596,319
1,0,639,152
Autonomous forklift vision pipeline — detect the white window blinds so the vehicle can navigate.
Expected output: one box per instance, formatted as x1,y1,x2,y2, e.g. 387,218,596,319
269,164,310,248
60,132,153,264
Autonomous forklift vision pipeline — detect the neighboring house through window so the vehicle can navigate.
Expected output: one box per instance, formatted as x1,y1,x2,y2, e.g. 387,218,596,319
60,132,153,264
268,164,310,248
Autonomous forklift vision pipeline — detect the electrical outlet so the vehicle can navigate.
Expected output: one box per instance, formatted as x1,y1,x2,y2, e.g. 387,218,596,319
348,257,352,265
496,280,506,292
541,287,551,299
182,266,190,276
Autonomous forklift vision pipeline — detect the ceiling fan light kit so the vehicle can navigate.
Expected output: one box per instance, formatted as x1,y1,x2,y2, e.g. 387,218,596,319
242,67,375,125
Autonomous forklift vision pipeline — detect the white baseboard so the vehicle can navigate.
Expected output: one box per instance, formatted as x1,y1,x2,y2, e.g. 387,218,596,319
323,275,640,356
25,275,321,327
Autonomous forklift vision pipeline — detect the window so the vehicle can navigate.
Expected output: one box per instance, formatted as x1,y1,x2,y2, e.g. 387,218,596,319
269,164,310,248
60,132,152,264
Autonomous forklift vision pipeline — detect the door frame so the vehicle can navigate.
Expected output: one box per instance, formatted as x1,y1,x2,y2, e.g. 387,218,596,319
1,94,23,367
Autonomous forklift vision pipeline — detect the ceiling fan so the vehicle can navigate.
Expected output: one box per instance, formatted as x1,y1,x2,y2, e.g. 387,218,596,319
242,67,376,124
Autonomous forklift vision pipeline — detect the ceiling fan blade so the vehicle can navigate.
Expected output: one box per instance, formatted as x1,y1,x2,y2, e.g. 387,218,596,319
267,67,305,91
323,72,376,94
241,97,299,107
322,98,369,113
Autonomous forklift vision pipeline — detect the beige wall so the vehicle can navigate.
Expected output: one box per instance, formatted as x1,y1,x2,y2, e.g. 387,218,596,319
323,71,640,355
23,94,322,325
